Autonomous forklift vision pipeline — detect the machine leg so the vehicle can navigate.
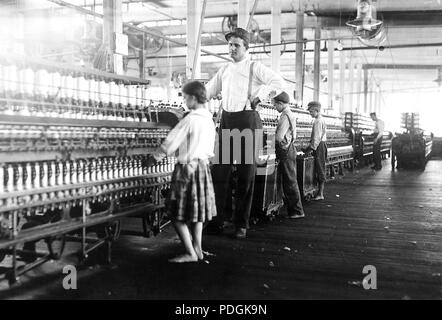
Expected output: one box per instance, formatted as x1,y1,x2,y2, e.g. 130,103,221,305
8,211,20,284
391,151,396,171
7,245,19,285
80,200,88,261
106,240,112,265
328,165,334,179
142,215,149,237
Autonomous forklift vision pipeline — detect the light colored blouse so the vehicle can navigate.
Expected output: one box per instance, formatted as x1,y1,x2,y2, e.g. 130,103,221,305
160,108,216,163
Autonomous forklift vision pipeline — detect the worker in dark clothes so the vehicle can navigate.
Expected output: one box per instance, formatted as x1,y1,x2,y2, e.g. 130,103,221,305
273,91,305,218
370,112,385,171
303,101,327,200
205,28,285,239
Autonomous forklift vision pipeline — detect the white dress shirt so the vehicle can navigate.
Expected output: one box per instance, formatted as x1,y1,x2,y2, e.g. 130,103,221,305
160,108,215,163
206,53,285,112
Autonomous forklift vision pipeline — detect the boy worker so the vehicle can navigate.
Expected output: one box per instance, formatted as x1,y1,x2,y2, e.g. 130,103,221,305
304,101,327,200
273,91,305,218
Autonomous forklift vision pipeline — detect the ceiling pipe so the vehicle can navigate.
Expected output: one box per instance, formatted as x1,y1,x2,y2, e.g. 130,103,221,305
246,0,260,30
364,64,442,70
136,41,442,59
191,0,208,79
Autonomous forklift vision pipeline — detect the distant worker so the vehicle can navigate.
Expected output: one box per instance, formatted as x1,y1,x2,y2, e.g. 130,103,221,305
304,101,327,200
273,91,305,218
370,112,385,171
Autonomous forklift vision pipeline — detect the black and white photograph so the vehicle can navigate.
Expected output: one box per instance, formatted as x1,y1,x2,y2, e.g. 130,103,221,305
0,0,441,306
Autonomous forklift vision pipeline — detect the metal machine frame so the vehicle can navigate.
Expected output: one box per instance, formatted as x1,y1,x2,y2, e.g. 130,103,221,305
0,56,181,285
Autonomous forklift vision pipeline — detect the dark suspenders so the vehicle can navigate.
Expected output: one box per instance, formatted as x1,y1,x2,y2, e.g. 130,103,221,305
284,112,296,149
285,113,296,138
243,61,255,111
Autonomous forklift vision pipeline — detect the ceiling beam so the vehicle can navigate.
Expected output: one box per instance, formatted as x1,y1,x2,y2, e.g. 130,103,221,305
129,11,442,35
364,64,442,70
134,41,442,60
122,0,442,22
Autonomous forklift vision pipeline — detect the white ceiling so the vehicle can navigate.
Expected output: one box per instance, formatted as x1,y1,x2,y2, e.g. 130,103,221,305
132,0,442,91
2,0,442,94
112,0,442,84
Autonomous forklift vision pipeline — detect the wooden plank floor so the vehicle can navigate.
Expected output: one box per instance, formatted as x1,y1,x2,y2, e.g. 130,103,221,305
1,158,442,299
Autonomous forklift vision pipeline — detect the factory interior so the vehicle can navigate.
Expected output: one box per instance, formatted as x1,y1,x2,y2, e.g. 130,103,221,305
0,0,442,301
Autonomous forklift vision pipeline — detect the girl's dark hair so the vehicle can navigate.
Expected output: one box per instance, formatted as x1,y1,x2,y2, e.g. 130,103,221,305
182,81,207,104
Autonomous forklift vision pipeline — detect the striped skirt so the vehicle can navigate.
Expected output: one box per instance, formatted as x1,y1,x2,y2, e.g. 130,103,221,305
167,159,217,223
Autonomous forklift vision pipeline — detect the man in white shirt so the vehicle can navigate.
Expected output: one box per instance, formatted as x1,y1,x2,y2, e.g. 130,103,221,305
205,28,285,239
370,112,385,170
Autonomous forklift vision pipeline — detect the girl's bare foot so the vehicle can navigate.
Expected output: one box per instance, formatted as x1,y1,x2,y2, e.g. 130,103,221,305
193,246,204,260
168,254,198,263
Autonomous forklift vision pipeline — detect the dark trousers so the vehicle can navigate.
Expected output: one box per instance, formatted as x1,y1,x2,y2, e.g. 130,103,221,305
277,145,304,216
212,164,256,229
373,137,383,169
212,109,262,229
314,141,328,183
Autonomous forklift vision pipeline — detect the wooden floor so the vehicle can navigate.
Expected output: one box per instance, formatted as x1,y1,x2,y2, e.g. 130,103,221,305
1,158,442,299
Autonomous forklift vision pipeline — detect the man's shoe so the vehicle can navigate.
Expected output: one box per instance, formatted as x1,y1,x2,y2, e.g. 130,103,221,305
288,213,305,219
375,167,382,171
234,228,247,239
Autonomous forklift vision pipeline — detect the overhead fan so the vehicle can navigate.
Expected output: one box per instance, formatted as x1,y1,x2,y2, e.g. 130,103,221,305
74,19,103,62
125,25,165,55
171,71,186,89
346,0,386,47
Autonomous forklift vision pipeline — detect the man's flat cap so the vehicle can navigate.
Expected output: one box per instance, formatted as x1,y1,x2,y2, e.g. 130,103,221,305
225,28,250,46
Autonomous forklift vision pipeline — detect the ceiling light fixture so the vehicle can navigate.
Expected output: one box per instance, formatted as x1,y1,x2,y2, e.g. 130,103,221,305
346,0,382,31
346,0,386,47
